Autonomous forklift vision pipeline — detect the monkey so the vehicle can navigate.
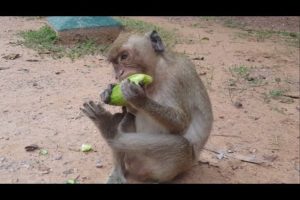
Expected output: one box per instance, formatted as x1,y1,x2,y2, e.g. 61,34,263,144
81,30,213,183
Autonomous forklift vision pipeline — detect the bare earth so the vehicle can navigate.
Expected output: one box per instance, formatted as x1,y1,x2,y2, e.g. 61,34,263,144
0,16,299,183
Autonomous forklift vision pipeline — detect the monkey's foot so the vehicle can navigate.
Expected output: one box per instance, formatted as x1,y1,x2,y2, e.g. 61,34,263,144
106,174,127,184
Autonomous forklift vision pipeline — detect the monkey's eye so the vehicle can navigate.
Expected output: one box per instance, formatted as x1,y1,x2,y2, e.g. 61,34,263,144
120,52,128,60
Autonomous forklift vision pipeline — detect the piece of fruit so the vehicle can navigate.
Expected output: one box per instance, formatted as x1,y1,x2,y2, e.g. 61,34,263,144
66,179,76,184
39,149,48,155
81,144,93,152
109,74,153,106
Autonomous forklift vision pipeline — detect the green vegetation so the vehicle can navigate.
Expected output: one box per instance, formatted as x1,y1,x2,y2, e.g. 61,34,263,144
115,17,176,47
19,18,177,60
230,65,250,78
19,26,108,60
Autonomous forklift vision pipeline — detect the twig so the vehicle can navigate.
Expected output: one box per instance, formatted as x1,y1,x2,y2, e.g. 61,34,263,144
211,134,241,138
203,147,265,165
282,94,299,99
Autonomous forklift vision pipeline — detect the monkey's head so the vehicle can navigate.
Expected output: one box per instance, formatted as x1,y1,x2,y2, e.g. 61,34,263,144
107,30,165,81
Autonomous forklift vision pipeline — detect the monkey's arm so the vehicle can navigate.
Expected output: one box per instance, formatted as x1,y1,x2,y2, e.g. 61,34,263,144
121,80,189,133
142,98,189,133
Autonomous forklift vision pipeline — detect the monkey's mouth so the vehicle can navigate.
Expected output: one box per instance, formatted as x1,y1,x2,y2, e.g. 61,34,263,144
119,72,138,82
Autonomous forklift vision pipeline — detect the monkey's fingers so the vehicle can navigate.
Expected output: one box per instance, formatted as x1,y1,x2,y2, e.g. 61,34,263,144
129,81,144,94
88,101,106,114
121,80,136,99
82,101,106,117
80,107,97,120
100,90,111,104
108,83,116,91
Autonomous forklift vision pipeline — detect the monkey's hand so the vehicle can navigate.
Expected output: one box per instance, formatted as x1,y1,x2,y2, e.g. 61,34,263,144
81,101,126,139
100,84,116,104
121,79,147,107
81,101,111,121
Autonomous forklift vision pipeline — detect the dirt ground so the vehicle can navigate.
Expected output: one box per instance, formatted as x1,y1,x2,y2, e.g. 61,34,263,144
0,16,299,183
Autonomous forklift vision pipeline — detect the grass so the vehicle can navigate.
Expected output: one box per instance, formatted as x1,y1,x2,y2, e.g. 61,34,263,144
223,19,246,29
269,89,285,98
19,26,109,60
219,18,300,47
19,18,177,59
19,26,62,53
114,17,176,48
236,29,300,46
230,65,250,78
228,65,268,90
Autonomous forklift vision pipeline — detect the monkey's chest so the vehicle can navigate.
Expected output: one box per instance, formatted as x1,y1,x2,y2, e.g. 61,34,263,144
135,112,169,134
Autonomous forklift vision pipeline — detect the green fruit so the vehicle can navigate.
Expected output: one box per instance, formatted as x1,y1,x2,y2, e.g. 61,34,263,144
80,144,93,152
109,74,153,106
66,179,77,184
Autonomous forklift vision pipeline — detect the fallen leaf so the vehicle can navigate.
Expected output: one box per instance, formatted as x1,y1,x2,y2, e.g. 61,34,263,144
18,68,29,72
201,37,209,40
193,57,204,60
25,144,40,152
233,101,243,109
26,59,40,62
2,53,21,60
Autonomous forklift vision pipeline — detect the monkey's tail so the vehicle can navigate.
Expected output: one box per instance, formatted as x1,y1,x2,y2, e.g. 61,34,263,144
107,133,190,153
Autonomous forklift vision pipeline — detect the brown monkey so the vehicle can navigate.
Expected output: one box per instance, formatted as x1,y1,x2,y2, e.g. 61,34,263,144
81,30,213,183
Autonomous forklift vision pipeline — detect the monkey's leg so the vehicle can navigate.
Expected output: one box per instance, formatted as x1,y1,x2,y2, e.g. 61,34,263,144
118,112,136,133
107,151,127,184
82,102,135,183
106,112,136,184
107,132,194,183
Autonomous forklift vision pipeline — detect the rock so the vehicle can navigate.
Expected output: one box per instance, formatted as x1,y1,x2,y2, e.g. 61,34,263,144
96,160,103,168
263,154,278,162
54,155,63,160
38,165,51,174
63,169,74,175
250,148,257,154
234,101,243,109
279,97,294,104
0,157,6,163
227,149,234,153
18,68,30,72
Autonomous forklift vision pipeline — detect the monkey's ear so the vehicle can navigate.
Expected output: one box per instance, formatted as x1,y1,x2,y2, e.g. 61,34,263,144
150,30,165,53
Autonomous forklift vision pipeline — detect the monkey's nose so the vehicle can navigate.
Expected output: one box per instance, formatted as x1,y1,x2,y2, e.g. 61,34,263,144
115,70,124,80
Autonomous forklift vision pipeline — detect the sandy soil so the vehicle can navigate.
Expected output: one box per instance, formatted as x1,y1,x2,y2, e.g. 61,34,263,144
0,16,299,183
